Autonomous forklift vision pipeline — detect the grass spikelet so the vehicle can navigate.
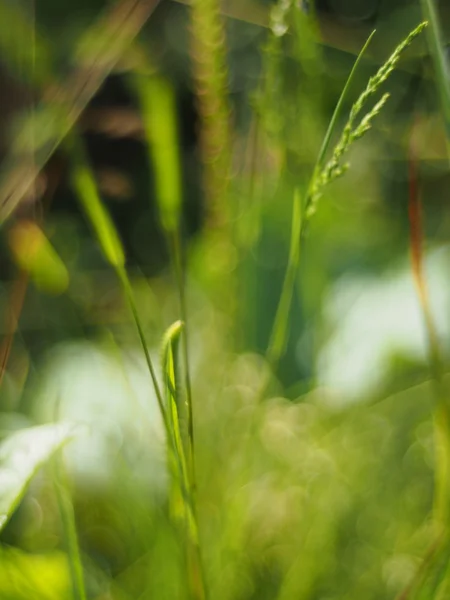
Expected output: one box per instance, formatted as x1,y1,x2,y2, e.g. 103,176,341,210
306,21,428,219
189,0,232,226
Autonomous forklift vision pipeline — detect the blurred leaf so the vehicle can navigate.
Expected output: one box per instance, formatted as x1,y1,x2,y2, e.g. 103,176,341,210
0,423,76,532
0,548,70,600
70,146,125,269
0,0,163,224
7,220,69,295
133,74,182,234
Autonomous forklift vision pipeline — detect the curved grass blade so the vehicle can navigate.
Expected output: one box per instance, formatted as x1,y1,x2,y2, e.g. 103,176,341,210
161,320,189,513
161,320,206,600
0,423,77,532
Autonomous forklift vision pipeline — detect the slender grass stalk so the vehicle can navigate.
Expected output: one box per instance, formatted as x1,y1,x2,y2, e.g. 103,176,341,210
266,28,376,367
161,321,206,600
267,188,302,366
396,117,450,600
52,454,87,600
420,0,450,140
66,134,171,441
68,134,206,599
170,231,196,489
398,7,450,592
130,71,196,491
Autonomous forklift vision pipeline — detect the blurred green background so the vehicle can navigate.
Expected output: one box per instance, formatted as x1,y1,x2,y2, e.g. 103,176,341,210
0,0,449,598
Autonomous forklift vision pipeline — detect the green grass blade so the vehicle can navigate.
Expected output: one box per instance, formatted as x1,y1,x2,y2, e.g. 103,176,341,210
161,320,188,486
267,188,302,366
52,454,87,600
67,136,171,443
131,61,196,492
420,0,450,138
69,141,125,269
132,74,182,234
0,423,77,532
161,320,206,600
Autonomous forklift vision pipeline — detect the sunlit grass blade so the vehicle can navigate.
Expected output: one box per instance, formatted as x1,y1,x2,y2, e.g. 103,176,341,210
131,64,196,490
67,136,171,443
0,423,77,532
132,73,182,234
69,141,125,269
161,320,189,498
161,320,206,600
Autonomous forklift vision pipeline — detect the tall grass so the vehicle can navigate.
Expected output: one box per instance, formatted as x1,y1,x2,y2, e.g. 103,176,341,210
2,2,450,599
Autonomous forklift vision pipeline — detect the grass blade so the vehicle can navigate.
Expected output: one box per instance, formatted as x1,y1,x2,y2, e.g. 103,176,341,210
52,454,87,600
267,188,302,366
420,0,450,139
131,66,196,490
161,320,206,600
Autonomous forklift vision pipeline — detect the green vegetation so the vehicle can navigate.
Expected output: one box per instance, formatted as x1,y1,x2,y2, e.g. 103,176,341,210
1,0,450,598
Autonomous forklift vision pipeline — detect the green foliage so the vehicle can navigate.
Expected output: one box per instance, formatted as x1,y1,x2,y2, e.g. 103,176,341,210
0,548,70,600
0,424,76,532
1,2,450,600
307,21,428,219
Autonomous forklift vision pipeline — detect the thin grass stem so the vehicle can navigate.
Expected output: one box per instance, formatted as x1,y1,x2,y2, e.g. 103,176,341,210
52,455,87,600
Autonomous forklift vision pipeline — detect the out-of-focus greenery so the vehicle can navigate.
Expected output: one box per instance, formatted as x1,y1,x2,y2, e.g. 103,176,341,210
0,0,450,599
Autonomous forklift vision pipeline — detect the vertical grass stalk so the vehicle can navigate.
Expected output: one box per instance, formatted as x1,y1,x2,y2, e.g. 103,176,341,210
68,133,206,599
131,71,196,490
53,454,87,600
188,0,232,227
